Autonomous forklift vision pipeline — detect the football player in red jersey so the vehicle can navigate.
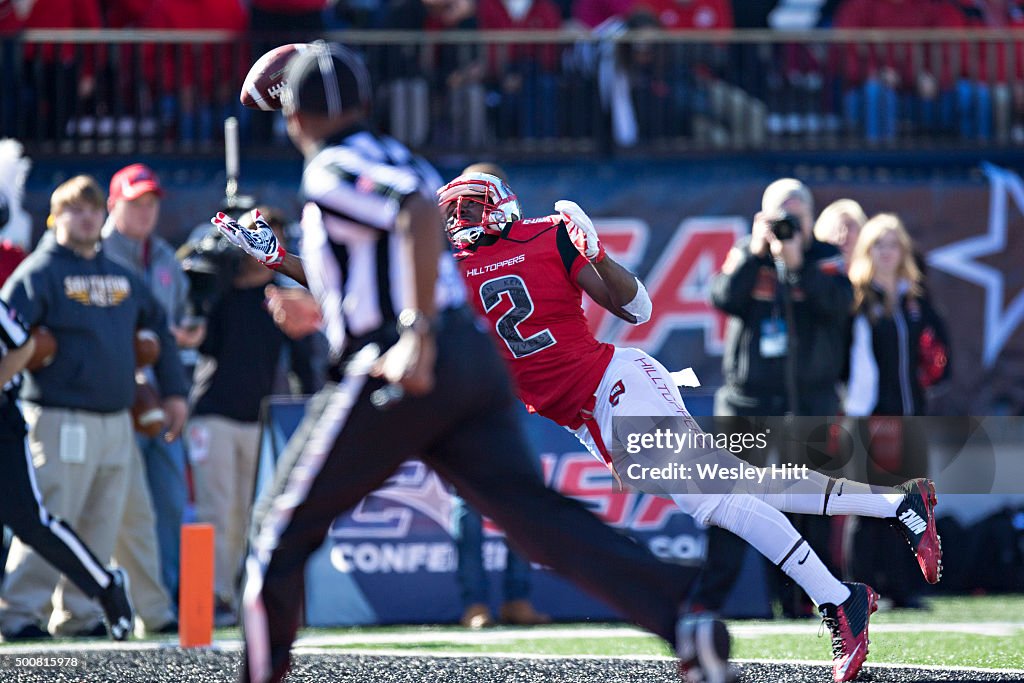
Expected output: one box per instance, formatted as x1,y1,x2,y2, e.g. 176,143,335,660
438,166,943,683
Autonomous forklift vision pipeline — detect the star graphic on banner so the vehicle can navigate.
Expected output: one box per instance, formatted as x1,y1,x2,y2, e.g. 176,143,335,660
373,462,454,533
927,162,1024,367
332,461,453,538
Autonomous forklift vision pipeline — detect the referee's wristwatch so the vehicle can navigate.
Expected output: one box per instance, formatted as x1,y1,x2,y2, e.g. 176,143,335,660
396,308,436,336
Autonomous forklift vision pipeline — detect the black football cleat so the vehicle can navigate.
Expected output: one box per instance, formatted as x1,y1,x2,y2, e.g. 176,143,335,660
893,478,942,584
819,582,878,682
99,567,135,641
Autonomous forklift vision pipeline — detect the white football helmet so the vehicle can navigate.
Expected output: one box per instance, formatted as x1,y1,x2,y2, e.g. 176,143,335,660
436,172,521,248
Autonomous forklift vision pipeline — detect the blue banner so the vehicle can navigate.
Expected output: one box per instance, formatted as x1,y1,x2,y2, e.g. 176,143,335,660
257,395,771,626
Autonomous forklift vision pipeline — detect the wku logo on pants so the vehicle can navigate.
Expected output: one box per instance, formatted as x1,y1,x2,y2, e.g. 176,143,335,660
609,380,625,406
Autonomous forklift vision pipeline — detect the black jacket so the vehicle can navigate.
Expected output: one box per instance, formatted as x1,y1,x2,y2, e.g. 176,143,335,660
845,283,951,416
710,236,852,411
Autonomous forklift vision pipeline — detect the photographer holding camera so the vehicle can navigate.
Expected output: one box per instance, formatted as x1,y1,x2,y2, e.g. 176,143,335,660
712,178,852,418
703,178,853,617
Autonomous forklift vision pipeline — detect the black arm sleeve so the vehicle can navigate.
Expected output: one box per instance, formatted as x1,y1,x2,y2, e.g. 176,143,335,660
555,222,583,277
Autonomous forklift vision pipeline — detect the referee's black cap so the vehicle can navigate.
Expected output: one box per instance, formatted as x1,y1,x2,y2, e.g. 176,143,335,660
281,41,372,119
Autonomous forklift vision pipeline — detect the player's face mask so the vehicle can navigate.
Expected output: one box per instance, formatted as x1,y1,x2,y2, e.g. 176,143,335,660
437,173,521,249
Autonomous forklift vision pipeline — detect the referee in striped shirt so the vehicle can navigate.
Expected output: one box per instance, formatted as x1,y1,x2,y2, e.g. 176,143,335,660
215,41,731,683
0,299,134,641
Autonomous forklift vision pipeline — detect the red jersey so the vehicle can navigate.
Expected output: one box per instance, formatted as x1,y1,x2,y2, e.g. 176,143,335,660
457,216,614,427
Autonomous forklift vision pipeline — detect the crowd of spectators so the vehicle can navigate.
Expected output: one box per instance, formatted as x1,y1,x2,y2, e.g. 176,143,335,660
2,0,1023,150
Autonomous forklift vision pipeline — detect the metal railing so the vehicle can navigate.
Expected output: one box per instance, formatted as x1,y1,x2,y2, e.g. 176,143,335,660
2,29,1023,158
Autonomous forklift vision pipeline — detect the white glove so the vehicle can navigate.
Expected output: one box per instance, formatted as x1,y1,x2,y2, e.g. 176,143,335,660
211,209,285,269
555,200,605,263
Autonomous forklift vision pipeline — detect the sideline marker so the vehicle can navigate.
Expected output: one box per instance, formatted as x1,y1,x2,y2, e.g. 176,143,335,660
180,523,215,647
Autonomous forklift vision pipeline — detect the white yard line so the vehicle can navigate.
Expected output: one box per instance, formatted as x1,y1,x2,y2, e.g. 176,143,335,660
729,622,1024,637
290,621,1024,646
293,646,673,660
287,647,1024,676
293,626,649,647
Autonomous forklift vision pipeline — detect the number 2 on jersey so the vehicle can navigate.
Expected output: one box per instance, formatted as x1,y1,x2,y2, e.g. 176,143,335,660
479,275,556,358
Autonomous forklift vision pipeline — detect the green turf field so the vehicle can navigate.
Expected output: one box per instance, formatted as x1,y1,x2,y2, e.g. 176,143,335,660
296,595,1024,671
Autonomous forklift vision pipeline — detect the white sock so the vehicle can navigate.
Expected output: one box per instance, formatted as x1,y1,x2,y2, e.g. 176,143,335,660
779,539,850,607
674,493,850,607
705,449,899,518
757,467,836,514
823,478,902,518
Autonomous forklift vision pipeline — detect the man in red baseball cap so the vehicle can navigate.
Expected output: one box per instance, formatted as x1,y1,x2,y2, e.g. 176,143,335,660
108,163,164,206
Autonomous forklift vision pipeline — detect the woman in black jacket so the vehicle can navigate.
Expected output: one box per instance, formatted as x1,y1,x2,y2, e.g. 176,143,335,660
843,212,951,609
845,213,950,417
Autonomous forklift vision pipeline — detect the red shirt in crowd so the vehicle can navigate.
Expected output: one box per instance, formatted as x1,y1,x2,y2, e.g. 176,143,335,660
478,0,564,72
21,0,102,69
630,0,732,30
249,0,326,11
955,0,1024,81
572,0,635,28
832,0,966,89
141,0,248,97
103,0,151,28
0,0,27,33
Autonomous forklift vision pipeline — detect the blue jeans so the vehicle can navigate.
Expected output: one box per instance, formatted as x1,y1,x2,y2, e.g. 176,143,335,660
137,432,187,603
844,78,898,142
495,64,559,140
453,497,530,606
957,79,992,140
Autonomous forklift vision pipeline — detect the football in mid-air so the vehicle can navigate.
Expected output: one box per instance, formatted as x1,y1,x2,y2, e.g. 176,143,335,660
26,326,57,371
240,43,309,111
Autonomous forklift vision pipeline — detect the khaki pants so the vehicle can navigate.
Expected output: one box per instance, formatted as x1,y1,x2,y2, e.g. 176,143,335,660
0,407,132,634
55,448,176,634
188,416,259,609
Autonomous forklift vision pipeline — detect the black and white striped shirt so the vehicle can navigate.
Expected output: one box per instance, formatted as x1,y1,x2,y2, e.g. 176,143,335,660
299,127,465,359
0,298,30,399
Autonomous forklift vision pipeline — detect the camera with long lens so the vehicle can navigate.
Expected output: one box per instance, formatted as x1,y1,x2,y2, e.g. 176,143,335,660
770,213,801,241
177,228,243,318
